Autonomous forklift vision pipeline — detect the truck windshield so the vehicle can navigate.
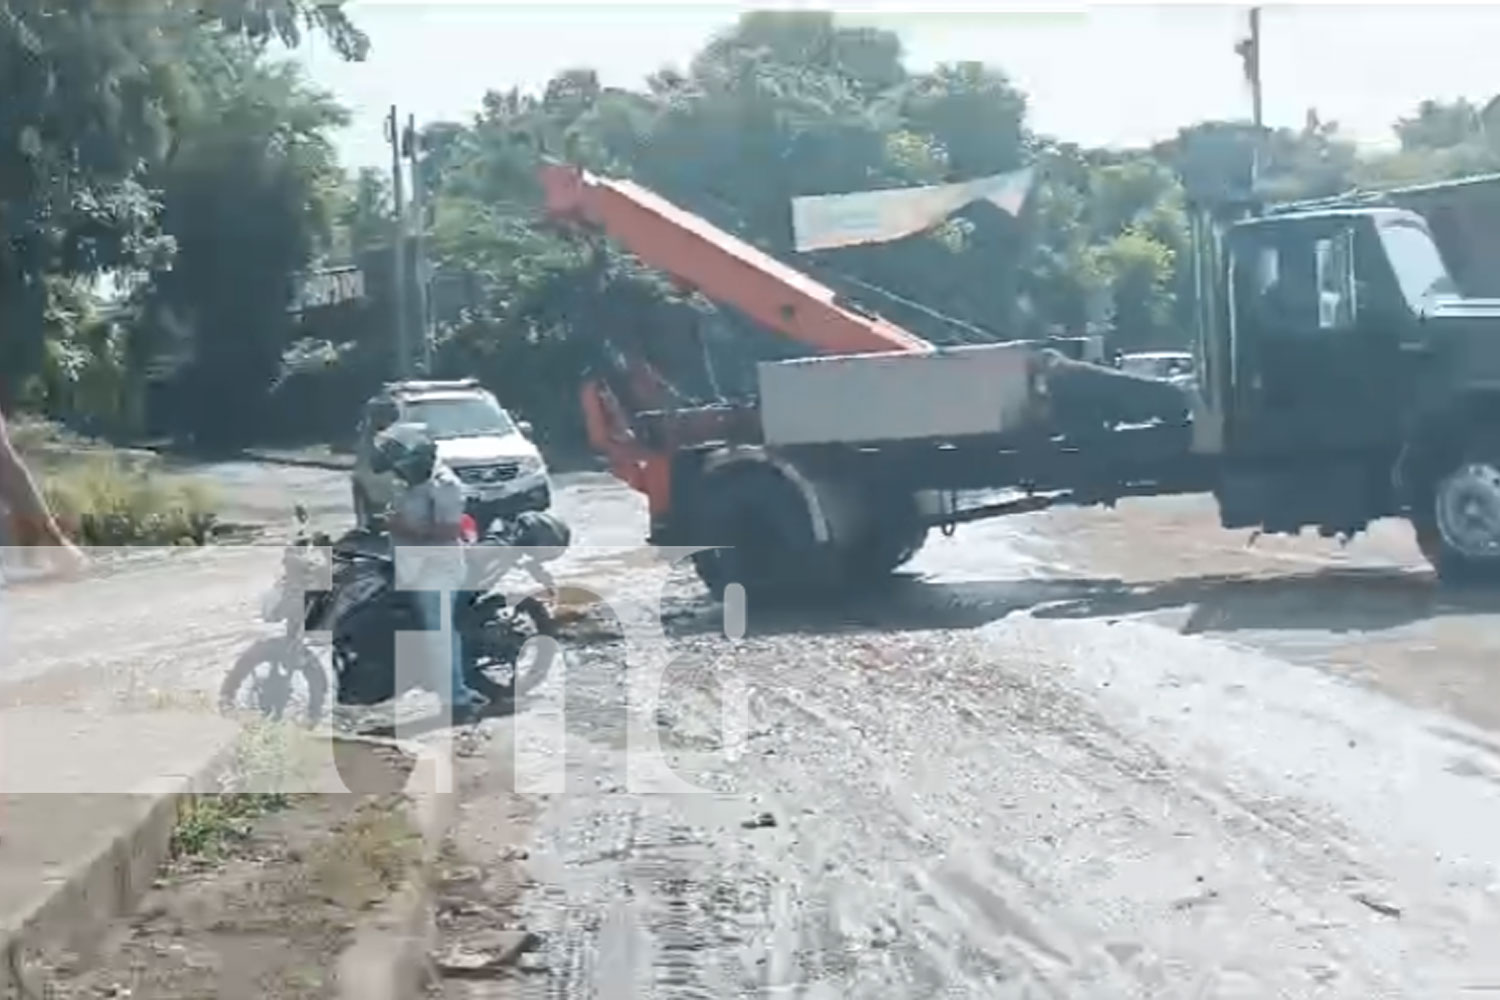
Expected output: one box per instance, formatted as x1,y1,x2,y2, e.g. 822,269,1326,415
405,396,516,439
1379,217,1459,311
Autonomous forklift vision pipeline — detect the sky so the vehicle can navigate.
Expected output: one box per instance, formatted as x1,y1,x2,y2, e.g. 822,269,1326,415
289,3,1500,172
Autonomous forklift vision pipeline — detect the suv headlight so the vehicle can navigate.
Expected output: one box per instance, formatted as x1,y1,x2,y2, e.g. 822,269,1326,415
517,454,544,474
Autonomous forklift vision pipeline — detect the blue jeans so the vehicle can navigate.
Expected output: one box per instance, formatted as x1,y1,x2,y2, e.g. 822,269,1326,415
411,588,480,707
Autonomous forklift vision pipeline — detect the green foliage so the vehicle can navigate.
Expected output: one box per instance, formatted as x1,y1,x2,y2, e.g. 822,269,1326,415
147,43,350,446
1096,228,1177,349
40,453,219,545
334,167,393,256
171,792,288,861
0,0,361,425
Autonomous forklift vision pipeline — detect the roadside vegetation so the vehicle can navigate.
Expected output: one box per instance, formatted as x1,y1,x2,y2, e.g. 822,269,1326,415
13,417,220,546
169,719,319,859
8,4,1500,455
49,740,420,1000
42,456,218,546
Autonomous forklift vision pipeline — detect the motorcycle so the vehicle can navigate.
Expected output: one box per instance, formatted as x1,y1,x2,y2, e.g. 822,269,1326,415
217,505,334,725
219,504,565,725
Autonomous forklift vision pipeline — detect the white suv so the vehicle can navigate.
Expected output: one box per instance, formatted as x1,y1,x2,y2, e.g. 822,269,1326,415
351,380,551,530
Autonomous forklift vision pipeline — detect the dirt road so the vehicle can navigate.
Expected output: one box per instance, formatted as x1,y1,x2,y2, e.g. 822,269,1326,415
9,459,1500,996
437,486,1500,998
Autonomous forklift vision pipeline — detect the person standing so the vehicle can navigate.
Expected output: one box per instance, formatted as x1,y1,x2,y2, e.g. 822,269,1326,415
378,423,489,719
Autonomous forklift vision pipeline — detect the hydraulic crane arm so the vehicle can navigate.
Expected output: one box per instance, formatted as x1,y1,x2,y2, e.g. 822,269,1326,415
538,162,933,357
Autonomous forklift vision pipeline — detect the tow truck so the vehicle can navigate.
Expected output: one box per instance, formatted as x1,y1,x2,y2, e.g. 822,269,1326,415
537,156,1500,597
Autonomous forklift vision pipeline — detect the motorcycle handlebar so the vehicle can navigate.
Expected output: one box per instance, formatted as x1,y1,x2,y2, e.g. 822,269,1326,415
319,531,551,589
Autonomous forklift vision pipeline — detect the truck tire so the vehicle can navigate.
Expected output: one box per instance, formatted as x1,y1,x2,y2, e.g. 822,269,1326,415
689,464,835,602
1410,437,1500,585
842,497,928,581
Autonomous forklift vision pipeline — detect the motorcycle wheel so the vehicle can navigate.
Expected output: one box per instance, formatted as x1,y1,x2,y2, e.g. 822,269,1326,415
466,596,559,703
219,637,328,728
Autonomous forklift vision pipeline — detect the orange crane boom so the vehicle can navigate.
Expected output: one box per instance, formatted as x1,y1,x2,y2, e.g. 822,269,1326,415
538,162,935,523
538,162,934,357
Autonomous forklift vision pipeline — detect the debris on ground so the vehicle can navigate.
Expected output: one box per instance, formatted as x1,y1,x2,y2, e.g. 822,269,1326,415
435,930,540,978
38,742,417,1000
1353,891,1403,919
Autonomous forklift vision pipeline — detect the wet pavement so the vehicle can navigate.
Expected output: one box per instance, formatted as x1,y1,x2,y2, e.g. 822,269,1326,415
431,485,1500,998
994,495,1500,734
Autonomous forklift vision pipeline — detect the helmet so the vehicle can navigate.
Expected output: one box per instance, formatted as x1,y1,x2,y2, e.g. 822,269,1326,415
510,510,571,562
374,422,438,486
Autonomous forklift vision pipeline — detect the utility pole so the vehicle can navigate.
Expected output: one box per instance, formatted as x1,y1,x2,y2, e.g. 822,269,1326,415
384,105,410,378
1247,7,1263,129
1234,6,1264,194
404,113,434,375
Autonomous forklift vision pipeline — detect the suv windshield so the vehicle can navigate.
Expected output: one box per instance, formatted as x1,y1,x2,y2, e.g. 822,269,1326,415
404,396,515,439
1379,216,1458,310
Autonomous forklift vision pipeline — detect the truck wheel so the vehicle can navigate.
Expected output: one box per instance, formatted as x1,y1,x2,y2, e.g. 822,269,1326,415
1411,443,1500,585
690,465,832,602
843,502,928,582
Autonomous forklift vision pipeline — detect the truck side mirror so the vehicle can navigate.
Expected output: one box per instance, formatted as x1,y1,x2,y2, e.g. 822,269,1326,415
518,420,534,440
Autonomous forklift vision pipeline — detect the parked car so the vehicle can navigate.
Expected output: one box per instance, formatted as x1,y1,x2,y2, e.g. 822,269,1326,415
351,379,551,531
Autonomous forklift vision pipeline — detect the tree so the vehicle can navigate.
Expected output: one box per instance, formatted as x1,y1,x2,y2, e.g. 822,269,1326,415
692,11,906,98
335,167,393,256
0,0,364,406
1097,228,1176,350
146,41,350,446
1395,98,1482,152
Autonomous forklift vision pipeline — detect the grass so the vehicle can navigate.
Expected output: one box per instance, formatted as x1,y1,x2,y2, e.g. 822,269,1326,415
40,453,219,546
170,793,286,860
308,798,421,910
8,415,221,547
225,717,321,796
169,720,319,861
7,414,97,454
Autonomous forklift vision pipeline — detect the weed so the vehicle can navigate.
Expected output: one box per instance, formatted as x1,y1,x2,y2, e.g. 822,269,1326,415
224,718,319,797
308,798,420,910
168,718,326,861
7,415,94,454
170,793,285,861
38,453,220,546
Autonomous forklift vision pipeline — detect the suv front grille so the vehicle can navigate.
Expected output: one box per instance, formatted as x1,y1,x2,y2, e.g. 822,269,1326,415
454,462,520,485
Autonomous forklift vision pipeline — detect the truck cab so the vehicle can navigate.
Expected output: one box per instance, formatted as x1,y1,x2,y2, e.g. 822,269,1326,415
1202,198,1500,580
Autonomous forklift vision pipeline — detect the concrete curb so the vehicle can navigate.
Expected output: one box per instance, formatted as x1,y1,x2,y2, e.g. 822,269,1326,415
239,450,355,472
0,737,243,996
1,729,458,999
336,735,456,1000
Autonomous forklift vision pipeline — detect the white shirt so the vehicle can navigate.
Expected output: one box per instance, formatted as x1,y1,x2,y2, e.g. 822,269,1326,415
390,461,467,590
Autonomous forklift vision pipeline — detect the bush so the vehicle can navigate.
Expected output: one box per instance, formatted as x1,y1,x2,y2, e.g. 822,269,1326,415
41,455,220,546
7,414,95,454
